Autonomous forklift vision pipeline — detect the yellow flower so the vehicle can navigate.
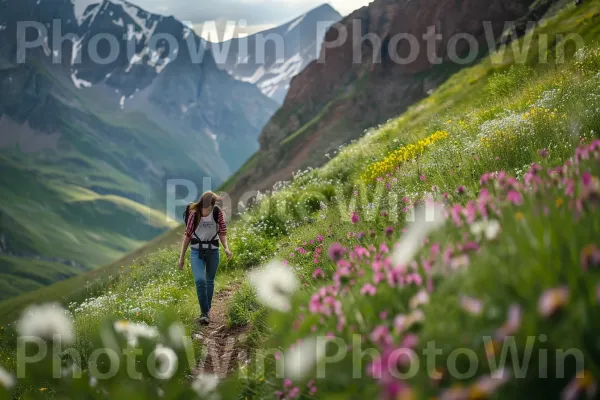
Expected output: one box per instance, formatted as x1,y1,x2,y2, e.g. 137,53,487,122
556,198,564,208
40,388,47,392
515,212,525,221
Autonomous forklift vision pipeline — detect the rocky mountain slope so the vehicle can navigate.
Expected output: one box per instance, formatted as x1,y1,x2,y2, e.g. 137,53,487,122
222,0,539,204
214,4,342,103
0,0,278,299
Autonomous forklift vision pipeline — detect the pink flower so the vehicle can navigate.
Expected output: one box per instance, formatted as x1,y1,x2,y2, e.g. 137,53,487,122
496,304,522,340
538,287,569,318
459,295,483,316
420,175,426,181
457,185,466,195
538,148,549,159
506,190,523,205
313,268,325,279
361,283,377,296
317,235,324,242
370,325,391,345
384,226,394,236
328,243,345,262
351,212,360,224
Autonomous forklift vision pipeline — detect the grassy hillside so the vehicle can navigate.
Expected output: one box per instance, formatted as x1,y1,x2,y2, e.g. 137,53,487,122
1,1,600,399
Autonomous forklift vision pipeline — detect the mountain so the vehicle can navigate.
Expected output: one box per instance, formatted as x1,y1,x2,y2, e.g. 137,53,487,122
214,4,342,103
222,0,543,204
0,0,278,299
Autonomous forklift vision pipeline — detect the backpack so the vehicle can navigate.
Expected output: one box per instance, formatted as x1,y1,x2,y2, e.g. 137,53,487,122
183,204,220,248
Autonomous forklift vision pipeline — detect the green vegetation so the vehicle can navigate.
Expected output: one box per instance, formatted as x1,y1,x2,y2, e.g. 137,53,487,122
1,2,600,399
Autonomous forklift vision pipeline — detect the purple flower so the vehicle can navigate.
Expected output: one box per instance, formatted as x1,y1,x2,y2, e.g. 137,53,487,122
420,175,426,181
457,185,466,195
538,287,569,318
328,243,345,262
351,212,360,224
538,148,549,159
384,226,394,236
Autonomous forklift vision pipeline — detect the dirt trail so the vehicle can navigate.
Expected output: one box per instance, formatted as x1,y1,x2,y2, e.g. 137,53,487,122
191,283,250,378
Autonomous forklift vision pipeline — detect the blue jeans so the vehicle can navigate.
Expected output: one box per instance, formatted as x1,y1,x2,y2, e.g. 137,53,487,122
190,248,220,315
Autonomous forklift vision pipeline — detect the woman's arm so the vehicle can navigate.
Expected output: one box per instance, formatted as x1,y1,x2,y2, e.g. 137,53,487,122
178,236,191,270
179,211,196,270
217,208,232,260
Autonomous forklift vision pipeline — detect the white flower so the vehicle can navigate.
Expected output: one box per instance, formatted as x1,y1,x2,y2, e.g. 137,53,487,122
0,365,15,389
249,260,298,312
192,372,220,399
17,303,75,343
284,336,327,380
393,203,446,266
470,219,501,241
167,323,187,349
114,320,158,347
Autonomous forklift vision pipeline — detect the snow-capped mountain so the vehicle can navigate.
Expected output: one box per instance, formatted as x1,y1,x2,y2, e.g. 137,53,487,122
0,0,278,172
214,4,342,104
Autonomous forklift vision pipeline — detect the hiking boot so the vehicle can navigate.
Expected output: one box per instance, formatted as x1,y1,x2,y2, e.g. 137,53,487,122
199,314,209,325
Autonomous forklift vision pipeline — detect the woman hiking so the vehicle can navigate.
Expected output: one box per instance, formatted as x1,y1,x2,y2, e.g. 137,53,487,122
178,191,233,325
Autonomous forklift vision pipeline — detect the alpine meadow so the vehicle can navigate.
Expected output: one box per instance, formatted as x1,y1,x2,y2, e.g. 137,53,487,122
2,0,600,400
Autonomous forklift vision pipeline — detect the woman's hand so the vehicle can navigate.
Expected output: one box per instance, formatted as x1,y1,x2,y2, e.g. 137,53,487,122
224,248,233,261
178,258,185,270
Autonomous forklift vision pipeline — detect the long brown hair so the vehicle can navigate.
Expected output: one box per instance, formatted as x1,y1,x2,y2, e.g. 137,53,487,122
190,191,220,217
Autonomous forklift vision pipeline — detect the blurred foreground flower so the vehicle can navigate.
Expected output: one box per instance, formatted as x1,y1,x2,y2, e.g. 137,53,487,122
17,303,74,343
393,204,445,266
284,336,327,380
114,320,159,347
192,372,220,399
249,261,298,312
562,370,597,400
459,296,483,316
470,219,501,241
0,365,15,390
538,287,569,318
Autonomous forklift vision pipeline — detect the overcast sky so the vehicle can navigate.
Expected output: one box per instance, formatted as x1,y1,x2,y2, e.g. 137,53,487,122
133,0,372,38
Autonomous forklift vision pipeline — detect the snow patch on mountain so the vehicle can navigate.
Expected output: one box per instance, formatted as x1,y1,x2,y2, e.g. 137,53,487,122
72,0,100,25
71,71,92,89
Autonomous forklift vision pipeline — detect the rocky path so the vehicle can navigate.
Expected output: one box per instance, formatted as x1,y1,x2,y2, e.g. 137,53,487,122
192,283,250,378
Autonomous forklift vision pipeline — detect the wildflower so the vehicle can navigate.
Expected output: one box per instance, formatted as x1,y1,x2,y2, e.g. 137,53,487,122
317,235,324,242
562,370,597,400
284,336,327,380
370,325,391,345
409,289,430,309
496,305,523,340
249,261,298,312
457,186,466,195
538,148,549,158
361,283,377,296
192,373,220,399
538,287,569,318
470,219,501,241
469,369,512,398
114,321,159,346
312,268,325,279
515,212,525,221
392,204,445,266
556,198,564,207
384,226,394,236
506,190,523,205
420,175,426,181
0,366,15,390
351,212,360,224
17,303,75,343
459,296,483,316
581,245,600,271
167,322,187,349
328,243,345,262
